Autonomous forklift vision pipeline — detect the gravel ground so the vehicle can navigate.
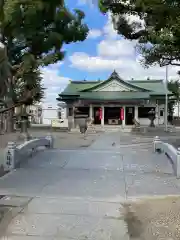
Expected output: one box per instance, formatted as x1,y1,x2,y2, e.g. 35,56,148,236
0,129,100,166
121,195,180,240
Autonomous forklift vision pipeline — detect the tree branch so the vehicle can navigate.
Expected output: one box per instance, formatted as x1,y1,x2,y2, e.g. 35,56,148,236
128,30,147,40
170,62,180,66
0,89,34,114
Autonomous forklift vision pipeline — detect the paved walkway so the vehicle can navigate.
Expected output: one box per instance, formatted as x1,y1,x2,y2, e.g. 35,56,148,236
0,132,179,239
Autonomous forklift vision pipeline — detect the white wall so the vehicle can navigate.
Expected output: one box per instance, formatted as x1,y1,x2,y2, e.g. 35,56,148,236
61,108,67,119
42,109,58,125
139,117,164,126
42,103,59,125
174,102,180,117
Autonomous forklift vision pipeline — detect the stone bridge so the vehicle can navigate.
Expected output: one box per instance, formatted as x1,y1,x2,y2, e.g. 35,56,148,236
0,131,179,239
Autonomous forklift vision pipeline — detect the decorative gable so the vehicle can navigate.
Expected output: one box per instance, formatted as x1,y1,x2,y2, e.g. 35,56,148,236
80,70,148,93
94,79,137,92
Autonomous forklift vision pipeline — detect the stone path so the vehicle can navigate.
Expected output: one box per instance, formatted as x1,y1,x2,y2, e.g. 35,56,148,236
0,131,179,239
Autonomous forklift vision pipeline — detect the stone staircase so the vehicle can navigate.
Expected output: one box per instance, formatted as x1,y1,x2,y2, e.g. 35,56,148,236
70,124,176,134
131,125,176,135
70,125,132,133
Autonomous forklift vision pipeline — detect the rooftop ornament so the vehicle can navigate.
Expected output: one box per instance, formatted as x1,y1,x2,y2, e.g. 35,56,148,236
111,70,119,78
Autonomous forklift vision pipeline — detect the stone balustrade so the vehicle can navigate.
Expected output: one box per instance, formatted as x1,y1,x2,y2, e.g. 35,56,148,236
4,134,53,171
153,136,180,178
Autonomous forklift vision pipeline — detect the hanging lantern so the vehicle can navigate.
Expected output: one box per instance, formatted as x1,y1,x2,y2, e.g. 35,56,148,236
120,108,124,120
99,108,102,120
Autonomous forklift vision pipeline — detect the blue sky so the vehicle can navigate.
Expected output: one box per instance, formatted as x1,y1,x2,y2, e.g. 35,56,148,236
42,0,179,105
59,0,109,81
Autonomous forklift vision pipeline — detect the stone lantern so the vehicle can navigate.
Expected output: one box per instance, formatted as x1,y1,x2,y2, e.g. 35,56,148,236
148,108,156,127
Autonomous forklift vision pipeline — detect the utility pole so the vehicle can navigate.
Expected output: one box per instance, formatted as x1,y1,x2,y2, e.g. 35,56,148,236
165,65,168,132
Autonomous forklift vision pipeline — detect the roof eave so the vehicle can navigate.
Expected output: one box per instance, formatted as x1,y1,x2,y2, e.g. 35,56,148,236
81,80,149,92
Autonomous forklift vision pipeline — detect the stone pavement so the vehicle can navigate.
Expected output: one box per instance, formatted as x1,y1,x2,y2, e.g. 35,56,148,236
0,131,179,239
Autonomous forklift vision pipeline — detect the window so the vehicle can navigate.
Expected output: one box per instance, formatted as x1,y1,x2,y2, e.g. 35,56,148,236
128,108,133,113
160,110,164,117
138,107,155,118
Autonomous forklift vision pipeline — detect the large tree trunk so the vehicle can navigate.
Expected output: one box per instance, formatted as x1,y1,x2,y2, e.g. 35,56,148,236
5,108,15,133
0,113,4,134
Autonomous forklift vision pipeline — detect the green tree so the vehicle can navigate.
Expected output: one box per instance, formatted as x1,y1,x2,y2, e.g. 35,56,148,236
98,0,180,67
0,0,88,132
167,80,180,117
0,0,88,109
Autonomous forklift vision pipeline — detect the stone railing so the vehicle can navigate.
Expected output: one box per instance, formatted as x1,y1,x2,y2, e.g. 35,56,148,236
153,136,180,178
3,134,53,171
133,118,140,127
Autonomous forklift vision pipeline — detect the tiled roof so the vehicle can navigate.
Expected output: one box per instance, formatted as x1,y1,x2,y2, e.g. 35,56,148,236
78,91,150,100
128,80,166,93
60,71,171,99
63,81,101,93
62,79,167,94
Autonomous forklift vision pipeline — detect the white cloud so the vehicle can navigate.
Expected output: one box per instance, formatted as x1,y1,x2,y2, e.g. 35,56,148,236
69,52,123,71
98,39,137,58
46,61,63,71
41,66,70,104
88,29,102,39
77,0,94,7
125,14,144,28
86,13,119,41
87,13,120,41
69,14,180,80
103,12,119,40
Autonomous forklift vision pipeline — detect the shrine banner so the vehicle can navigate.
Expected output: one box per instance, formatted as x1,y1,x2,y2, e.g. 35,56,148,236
120,108,124,120
99,108,102,120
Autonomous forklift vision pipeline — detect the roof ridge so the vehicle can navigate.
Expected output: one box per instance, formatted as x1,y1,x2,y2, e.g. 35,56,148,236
70,79,164,84
128,79,163,83
71,81,102,83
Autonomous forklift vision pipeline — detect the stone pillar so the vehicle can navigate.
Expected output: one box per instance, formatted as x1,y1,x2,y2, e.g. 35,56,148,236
153,136,161,153
156,103,159,125
67,105,74,131
45,133,54,149
72,106,75,128
66,106,69,118
135,106,138,120
122,106,126,127
89,104,93,119
101,105,104,126
163,103,166,124
4,142,17,171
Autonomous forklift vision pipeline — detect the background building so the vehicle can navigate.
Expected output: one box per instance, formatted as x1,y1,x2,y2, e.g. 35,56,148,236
57,71,173,127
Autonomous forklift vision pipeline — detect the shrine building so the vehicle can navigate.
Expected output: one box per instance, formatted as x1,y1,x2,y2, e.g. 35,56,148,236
57,71,172,127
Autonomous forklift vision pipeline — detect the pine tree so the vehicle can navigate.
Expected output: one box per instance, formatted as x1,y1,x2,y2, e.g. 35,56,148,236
99,0,180,67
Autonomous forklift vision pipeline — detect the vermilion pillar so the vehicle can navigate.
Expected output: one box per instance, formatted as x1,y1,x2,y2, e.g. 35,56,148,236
101,106,104,126
120,107,124,121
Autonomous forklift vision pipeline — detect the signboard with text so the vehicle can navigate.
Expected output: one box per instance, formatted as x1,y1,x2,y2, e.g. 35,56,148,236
51,119,68,128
